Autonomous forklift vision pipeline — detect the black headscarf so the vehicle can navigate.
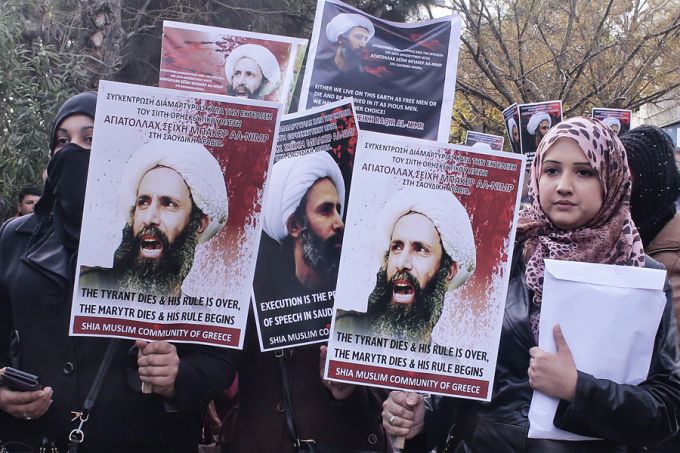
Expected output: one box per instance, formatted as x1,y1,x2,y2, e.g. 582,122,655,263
33,92,97,251
621,125,680,246
49,92,97,155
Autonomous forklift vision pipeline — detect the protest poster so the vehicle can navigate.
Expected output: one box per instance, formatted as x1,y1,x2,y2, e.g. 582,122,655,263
70,81,282,349
591,108,632,137
503,103,521,154
324,131,525,400
464,131,504,151
159,20,307,109
299,0,461,142
252,98,359,351
518,101,563,162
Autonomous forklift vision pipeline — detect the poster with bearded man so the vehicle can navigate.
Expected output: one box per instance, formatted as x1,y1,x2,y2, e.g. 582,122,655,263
325,131,525,400
253,99,358,351
70,81,282,349
299,0,461,142
159,21,307,110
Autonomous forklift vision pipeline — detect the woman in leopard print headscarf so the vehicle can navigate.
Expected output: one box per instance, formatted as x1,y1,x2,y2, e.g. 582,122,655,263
382,117,680,452
518,116,645,340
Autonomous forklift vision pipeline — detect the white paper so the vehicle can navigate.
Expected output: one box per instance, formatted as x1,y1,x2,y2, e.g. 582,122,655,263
528,259,666,440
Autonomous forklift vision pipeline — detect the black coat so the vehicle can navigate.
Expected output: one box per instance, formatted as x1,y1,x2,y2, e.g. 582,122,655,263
412,253,680,453
0,214,235,452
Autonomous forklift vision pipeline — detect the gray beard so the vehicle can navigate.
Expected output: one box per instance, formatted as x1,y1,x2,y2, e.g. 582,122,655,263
226,80,267,100
366,262,451,344
112,213,202,296
299,227,342,286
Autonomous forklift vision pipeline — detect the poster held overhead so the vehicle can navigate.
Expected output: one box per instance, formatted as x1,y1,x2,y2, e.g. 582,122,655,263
591,108,632,137
464,131,504,151
299,0,461,142
160,21,307,110
252,98,359,351
503,103,521,154
325,132,525,400
517,101,563,163
71,81,282,349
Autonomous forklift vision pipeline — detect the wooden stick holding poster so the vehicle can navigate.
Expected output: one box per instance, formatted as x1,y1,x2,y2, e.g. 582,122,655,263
299,0,461,142
159,21,307,110
70,81,282,349
324,132,525,400
252,98,359,351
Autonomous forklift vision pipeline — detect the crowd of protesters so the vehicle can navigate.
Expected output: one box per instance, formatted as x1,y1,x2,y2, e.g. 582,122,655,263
1,90,680,453
1,15,680,451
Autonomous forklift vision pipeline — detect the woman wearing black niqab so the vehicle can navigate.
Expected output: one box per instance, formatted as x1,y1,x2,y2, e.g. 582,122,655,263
0,92,234,452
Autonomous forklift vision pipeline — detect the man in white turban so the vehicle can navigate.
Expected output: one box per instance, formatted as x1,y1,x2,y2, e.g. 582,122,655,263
527,111,552,149
224,44,282,100
471,142,493,152
325,13,375,72
602,116,621,135
105,140,228,296
507,117,520,151
338,187,476,344
259,151,346,292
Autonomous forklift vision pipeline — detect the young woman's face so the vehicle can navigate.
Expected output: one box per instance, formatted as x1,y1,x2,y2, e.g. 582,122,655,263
53,114,94,153
538,138,604,230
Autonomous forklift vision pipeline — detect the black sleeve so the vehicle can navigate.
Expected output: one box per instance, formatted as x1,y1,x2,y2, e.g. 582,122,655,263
172,342,237,415
405,395,460,452
0,218,16,368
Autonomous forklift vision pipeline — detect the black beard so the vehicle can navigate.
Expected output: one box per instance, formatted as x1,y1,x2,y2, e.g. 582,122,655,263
338,45,363,71
300,227,343,285
112,210,203,295
366,258,452,344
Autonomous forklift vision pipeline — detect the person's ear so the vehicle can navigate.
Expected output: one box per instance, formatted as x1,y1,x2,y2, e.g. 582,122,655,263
446,261,459,282
286,214,304,238
197,214,209,235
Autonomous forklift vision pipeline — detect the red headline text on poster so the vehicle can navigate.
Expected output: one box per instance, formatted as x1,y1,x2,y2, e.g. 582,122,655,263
73,316,240,346
328,360,489,397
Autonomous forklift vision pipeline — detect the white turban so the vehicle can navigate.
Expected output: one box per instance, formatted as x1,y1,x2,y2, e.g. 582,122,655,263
224,44,282,96
262,152,346,243
602,117,621,130
326,13,375,43
507,118,517,136
527,112,551,135
471,142,493,152
119,140,228,244
376,188,476,291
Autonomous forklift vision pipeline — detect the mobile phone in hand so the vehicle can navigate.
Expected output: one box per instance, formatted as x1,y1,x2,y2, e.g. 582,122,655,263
0,367,43,392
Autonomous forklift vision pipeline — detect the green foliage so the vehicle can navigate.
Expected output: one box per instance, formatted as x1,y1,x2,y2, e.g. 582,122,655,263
0,0,91,219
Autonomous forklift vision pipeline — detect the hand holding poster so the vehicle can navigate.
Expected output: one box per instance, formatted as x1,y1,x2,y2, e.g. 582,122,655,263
160,21,307,109
464,131,504,151
252,99,359,351
325,132,525,400
70,81,282,349
591,108,632,137
299,0,461,141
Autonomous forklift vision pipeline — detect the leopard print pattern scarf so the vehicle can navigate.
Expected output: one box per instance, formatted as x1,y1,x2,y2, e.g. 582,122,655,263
517,116,645,341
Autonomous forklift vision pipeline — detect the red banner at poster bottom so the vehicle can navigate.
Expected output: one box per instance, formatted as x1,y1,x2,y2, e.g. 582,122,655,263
328,360,489,397
73,316,240,346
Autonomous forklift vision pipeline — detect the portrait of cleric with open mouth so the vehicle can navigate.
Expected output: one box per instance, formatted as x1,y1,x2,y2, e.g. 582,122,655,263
335,188,477,345
79,140,228,298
